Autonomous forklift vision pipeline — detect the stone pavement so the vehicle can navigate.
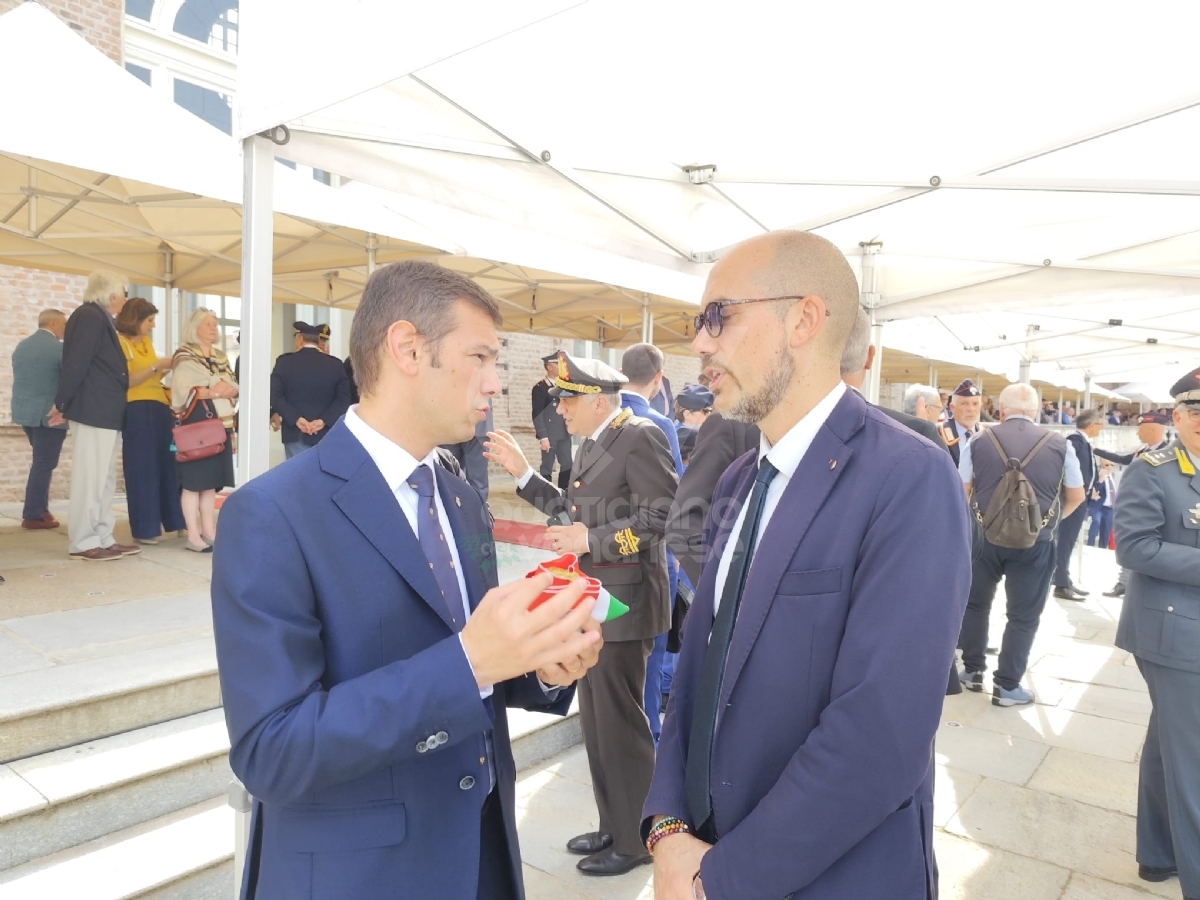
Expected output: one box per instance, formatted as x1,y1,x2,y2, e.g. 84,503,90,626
0,492,1173,900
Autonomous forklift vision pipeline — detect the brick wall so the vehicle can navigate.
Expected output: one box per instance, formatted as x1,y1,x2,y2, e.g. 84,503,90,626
0,0,123,62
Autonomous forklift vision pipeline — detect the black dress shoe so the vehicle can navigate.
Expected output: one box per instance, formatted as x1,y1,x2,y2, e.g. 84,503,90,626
1138,864,1177,882
566,832,613,855
1052,587,1086,602
576,848,652,876
1103,583,1126,598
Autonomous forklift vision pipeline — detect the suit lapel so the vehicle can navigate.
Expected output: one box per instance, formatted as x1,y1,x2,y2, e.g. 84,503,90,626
322,425,455,630
573,417,626,483
718,391,864,709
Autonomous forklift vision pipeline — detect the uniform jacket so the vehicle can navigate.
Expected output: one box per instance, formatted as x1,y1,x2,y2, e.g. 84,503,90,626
667,412,760,586
1115,442,1200,673
1095,439,1170,467
55,302,128,430
530,379,569,443
211,421,573,900
11,329,66,428
1065,430,1096,494
941,417,980,468
644,390,972,900
517,411,679,641
269,347,352,446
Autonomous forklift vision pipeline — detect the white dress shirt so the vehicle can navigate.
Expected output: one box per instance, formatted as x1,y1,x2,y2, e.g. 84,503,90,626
342,406,485,692
712,382,846,616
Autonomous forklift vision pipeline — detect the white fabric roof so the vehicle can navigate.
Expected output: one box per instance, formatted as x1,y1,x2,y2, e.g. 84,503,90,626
237,0,1200,388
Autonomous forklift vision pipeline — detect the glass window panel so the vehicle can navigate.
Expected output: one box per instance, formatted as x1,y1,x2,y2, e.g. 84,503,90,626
173,0,238,53
223,296,241,321
125,62,152,85
125,0,154,21
173,79,232,134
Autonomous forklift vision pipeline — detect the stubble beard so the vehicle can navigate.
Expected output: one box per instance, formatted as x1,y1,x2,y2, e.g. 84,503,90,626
725,340,794,424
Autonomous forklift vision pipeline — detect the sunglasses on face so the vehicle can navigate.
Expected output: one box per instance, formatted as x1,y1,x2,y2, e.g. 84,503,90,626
693,295,830,338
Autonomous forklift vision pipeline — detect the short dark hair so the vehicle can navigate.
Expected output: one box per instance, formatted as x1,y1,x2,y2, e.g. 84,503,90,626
1075,409,1101,429
621,343,664,386
115,297,158,337
350,261,502,396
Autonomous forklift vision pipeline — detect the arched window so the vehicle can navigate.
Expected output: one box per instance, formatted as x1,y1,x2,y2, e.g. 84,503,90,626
174,79,233,134
125,0,154,22
173,0,238,53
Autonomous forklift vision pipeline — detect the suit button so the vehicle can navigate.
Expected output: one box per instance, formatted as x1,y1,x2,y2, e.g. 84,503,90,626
574,481,581,488
1168,606,1175,612
571,505,578,512
416,741,427,753
436,731,449,743
459,776,476,791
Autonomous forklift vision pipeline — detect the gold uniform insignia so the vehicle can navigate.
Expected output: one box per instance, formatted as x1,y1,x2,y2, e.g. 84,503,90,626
1140,448,1173,467
610,408,633,429
614,527,641,556
1178,447,1197,476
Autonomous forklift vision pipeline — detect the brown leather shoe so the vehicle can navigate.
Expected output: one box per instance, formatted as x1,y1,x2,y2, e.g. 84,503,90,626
69,547,123,562
22,517,58,530
42,511,60,526
108,543,142,557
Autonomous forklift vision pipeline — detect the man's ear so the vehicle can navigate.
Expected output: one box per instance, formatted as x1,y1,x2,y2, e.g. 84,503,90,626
385,320,421,377
785,294,828,350
864,344,876,372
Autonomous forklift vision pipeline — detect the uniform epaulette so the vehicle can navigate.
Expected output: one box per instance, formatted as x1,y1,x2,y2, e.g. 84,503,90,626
1140,447,1175,467
610,408,633,430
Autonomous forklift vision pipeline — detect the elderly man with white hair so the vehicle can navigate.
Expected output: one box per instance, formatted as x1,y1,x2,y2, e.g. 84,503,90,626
54,270,141,562
904,384,944,424
957,383,1086,707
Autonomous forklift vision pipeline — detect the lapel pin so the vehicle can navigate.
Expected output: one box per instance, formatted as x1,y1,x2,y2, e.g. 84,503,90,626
829,459,837,470
454,496,462,508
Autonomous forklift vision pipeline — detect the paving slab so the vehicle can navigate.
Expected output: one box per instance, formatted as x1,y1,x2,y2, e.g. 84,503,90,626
935,721,1049,785
0,634,54,678
945,778,1175,898
1060,872,1178,900
970,705,1147,763
1057,683,1154,727
1026,748,1139,817
933,766,983,828
0,765,46,823
934,831,1070,900
1032,655,1146,692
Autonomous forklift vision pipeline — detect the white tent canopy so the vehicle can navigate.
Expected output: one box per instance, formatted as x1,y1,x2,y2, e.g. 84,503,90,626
237,0,1200,398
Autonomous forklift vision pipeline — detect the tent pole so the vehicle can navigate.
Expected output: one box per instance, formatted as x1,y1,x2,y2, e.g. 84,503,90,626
162,246,176,357
860,242,883,404
1018,360,1031,383
238,135,275,487
367,232,377,275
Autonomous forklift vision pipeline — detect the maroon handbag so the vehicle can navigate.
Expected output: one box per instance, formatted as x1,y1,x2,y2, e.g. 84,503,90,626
173,391,227,463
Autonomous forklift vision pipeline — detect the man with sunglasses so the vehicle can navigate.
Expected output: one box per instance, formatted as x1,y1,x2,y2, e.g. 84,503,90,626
642,230,971,900
1114,366,1200,896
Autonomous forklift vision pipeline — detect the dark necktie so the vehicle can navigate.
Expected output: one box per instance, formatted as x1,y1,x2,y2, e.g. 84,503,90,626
685,458,779,838
408,464,464,629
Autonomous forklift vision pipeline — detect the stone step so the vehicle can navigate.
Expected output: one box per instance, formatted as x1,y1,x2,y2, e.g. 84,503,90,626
0,705,582,899
0,639,219,763
0,799,234,900
0,709,231,871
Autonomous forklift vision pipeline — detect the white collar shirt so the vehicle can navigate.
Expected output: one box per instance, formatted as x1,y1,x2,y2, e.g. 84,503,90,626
588,406,624,442
712,382,847,616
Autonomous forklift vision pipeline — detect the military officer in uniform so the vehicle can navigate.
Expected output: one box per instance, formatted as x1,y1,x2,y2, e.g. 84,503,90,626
942,378,983,468
270,321,352,459
485,352,679,877
532,352,574,489
1099,410,1173,598
1115,367,1200,896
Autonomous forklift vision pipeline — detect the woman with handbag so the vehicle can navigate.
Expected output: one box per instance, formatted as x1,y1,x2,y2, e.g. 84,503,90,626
172,308,238,553
116,298,185,544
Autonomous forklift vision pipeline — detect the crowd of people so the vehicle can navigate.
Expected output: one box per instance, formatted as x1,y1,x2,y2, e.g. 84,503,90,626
8,243,1200,900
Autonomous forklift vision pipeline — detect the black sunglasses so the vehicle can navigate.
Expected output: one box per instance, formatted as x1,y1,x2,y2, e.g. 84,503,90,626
693,295,831,338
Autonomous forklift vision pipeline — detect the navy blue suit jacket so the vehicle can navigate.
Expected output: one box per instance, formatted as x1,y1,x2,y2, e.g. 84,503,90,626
269,347,352,446
644,389,972,900
211,421,573,900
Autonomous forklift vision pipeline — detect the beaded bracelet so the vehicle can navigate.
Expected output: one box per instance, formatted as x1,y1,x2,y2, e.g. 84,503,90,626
646,816,690,854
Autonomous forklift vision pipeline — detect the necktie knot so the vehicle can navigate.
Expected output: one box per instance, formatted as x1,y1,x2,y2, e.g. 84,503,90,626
408,464,435,500
756,457,779,487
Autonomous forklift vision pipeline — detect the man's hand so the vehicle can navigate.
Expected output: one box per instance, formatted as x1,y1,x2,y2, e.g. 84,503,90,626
539,438,551,453
310,419,325,433
654,833,712,900
296,417,313,435
47,407,65,427
460,573,602,689
546,522,589,555
484,430,532,479
536,617,603,686
270,413,282,432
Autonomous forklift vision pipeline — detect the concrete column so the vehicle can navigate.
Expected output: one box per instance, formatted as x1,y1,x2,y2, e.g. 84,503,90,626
238,135,275,486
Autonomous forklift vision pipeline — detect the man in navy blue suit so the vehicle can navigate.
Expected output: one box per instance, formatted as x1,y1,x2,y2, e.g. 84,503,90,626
212,260,603,900
642,231,972,900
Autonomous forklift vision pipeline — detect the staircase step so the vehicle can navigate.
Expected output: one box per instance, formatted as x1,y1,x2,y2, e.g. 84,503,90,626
0,799,234,900
0,640,219,763
0,710,231,871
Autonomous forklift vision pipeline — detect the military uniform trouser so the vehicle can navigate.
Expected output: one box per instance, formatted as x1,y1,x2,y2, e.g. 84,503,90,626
1136,658,1200,898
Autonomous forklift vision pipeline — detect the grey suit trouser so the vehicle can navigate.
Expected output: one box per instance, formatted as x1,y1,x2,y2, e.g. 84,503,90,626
577,637,656,856
1136,658,1200,898
68,423,120,554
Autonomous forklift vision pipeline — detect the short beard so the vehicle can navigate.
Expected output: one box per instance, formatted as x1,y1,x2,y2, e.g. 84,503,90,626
725,340,794,424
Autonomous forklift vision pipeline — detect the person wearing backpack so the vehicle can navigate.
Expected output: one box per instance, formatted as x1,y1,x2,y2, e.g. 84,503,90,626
957,384,1086,707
